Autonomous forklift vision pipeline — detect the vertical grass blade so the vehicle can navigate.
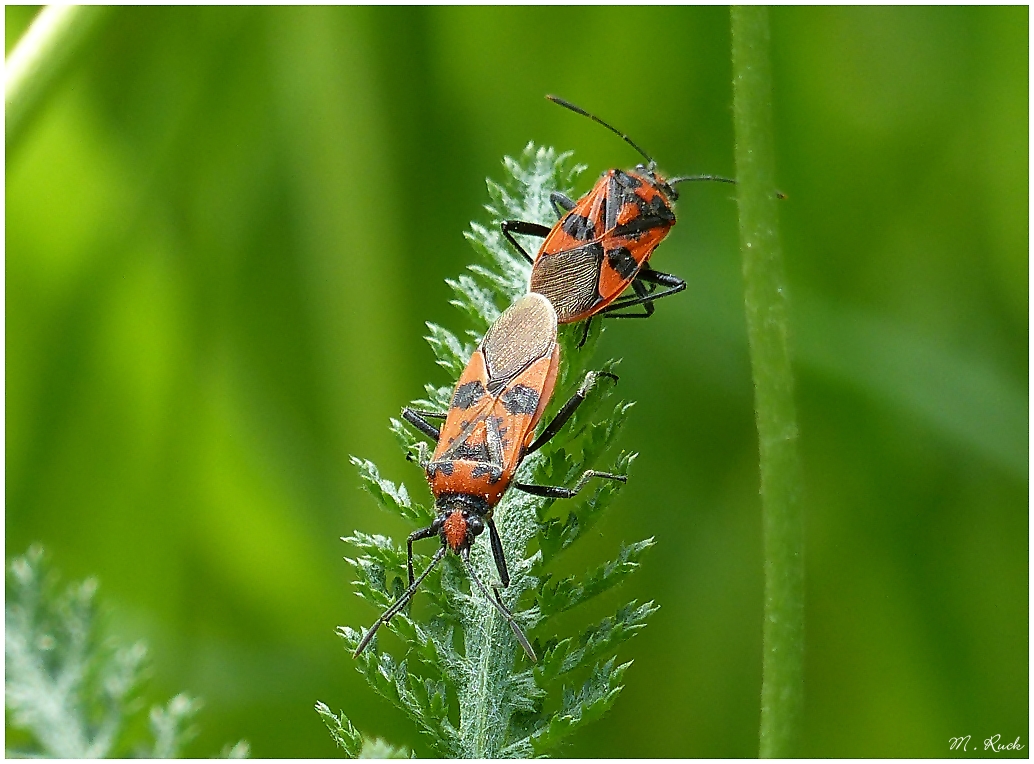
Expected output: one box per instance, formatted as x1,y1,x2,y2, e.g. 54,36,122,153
730,6,805,758
5,5,109,150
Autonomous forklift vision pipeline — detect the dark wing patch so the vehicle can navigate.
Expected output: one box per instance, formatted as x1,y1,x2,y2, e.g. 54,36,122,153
606,246,639,280
426,461,454,477
500,384,540,415
613,193,676,238
530,242,604,322
482,293,557,391
612,214,673,239
605,170,648,230
449,439,490,463
561,213,596,241
452,380,486,409
638,193,676,224
614,170,642,190
470,464,503,483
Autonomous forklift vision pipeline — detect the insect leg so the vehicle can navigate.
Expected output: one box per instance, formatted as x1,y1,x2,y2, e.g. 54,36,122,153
575,317,594,349
500,220,550,264
407,523,441,585
524,370,618,456
402,407,446,442
486,517,510,588
550,191,577,218
354,545,447,658
634,265,685,292
461,548,536,662
513,469,627,499
600,267,686,318
598,279,655,319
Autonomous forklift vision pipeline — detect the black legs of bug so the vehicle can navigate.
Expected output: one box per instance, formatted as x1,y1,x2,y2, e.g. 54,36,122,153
500,192,576,263
600,266,686,318
514,469,627,499
574,267,686,344
550,191,576,217
517,369,626,498
402,408,446,467
353,545,447,658
500,220,550,264
353,520,444,657
576,318,594,348
355,516,529,660
525,370,618,455
461,547,537,662
486,518,510,587
407,524,440,584
402,407,446,442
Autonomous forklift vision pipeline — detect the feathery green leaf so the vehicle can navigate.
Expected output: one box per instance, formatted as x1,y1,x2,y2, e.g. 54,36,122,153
5,546,247,758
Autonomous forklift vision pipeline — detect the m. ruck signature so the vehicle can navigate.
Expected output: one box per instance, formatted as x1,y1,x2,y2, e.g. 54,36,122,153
949,734,1024,753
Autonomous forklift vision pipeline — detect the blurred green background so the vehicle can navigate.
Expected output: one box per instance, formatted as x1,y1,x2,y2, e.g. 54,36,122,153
5,6,1027,758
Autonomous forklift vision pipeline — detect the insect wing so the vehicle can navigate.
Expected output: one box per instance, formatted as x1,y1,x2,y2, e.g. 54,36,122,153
481,293,558,394
528,241,604,323
530,179,609,322
546,180,608,253
432,294,559,482
482,294,560,468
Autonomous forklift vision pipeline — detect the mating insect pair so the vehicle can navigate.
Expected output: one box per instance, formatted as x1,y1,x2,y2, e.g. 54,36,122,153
355,97,733,662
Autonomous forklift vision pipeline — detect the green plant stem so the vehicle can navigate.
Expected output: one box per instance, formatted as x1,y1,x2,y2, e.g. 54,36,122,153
730,6,805,758
5,5,109,150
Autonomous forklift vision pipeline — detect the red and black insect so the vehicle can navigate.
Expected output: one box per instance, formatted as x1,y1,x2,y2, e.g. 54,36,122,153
353,293,626,661
502,95,735,341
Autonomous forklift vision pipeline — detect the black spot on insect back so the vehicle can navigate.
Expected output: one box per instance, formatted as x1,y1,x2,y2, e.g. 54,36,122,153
639,193,676,224
470,464,504,483
562,213,596,241
613,214,670,239
426,461,455,478
450,440,491,463
606,246,639,280
614,170,642,189
452,380,486,409
501,384,540,415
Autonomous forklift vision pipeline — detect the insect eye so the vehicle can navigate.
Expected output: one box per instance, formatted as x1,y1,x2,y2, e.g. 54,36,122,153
467,517,484,536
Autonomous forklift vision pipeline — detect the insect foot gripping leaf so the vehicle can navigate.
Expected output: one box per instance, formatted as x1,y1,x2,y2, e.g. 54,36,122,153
330,145,657,758
4,546,249,759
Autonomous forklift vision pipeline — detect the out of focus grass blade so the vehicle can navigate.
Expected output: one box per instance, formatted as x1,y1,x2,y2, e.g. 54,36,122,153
5,5,110,150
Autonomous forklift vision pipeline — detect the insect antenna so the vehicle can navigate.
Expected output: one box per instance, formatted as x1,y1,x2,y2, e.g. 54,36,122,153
461,548,537,662
547,94,655,168
667,173,737,187
354,545,447,658
669,175,787,200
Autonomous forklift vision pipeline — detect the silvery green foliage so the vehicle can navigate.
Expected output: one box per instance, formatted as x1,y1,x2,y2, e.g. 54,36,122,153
314,705,411,763
4,546,249,759
326,145,657,758
315,702,365,758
